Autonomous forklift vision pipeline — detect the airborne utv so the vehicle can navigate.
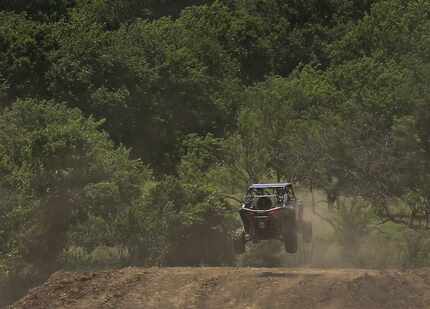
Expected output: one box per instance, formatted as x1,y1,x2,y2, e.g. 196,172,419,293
235,183,312,254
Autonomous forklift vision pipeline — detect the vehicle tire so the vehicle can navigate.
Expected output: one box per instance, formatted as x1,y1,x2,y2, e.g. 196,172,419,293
284,230,298,253
283,218,298,253
233,231,246,254
302,221,313,243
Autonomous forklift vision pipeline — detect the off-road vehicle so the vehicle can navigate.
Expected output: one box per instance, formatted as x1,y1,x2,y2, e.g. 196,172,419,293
235,183,312,254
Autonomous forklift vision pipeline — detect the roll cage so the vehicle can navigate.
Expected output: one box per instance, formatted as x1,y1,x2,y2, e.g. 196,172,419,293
243,183,296,210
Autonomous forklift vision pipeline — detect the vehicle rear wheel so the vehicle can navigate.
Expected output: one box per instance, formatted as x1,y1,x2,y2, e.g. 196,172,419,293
284,232,297,253
283,225,298,254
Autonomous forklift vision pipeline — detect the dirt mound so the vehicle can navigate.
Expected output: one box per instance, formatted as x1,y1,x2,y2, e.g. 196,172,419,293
9,267,430,309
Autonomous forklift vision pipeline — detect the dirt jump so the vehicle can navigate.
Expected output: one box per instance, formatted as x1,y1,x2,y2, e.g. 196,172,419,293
9,267,430,309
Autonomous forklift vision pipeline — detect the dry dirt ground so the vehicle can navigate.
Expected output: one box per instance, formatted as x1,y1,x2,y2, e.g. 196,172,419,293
9,267,430,309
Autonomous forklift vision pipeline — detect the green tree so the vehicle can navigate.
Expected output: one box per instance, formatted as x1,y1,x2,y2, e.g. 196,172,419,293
0,12,52,101
234,69,337,183
0,0,73,21
0,99,147,274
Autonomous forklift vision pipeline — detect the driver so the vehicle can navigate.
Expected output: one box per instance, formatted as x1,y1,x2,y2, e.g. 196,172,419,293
256,196,272,210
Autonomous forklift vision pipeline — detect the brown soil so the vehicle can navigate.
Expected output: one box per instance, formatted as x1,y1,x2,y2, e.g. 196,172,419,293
9,267,430,309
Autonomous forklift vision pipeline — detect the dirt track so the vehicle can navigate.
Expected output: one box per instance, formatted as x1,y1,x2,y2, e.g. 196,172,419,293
9,267,430,309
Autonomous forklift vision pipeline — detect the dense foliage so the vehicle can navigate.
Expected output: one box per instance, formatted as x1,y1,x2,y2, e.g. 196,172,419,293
1,0,430,305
